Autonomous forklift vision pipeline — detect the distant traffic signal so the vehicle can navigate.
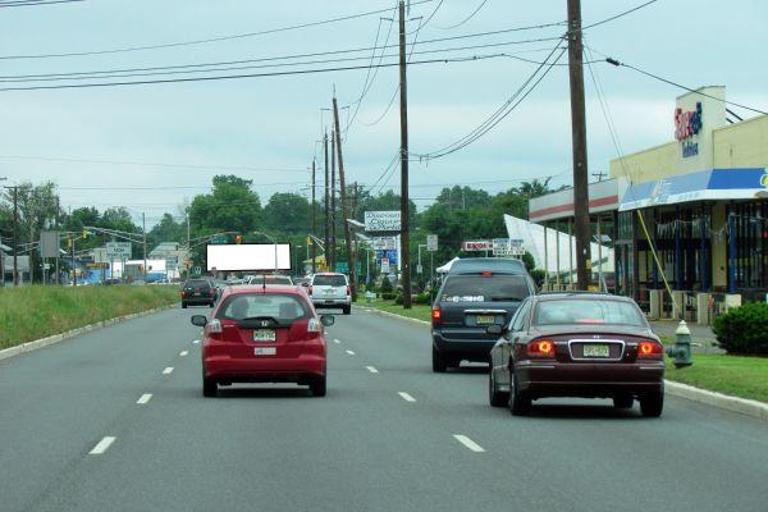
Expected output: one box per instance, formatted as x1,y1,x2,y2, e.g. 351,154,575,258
235,234,243,244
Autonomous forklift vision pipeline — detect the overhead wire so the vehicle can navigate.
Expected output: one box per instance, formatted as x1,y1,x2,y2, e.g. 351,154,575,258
0,0,83,7
436,0,489,30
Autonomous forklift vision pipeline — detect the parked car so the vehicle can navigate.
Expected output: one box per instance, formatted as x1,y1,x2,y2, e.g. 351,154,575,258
180,278,216,308
247,274,294,286
431,262,534,372
488,292,665,417
191,285,334,397
309,272,351,315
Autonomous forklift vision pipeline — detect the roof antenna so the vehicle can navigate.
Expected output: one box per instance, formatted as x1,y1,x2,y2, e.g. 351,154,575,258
262,273,266,291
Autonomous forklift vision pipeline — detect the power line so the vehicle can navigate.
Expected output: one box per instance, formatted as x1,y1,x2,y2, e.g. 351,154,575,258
583,0,658,30
0,52,511,92
0,0,436,60
436,0,490,30
0,0,83,7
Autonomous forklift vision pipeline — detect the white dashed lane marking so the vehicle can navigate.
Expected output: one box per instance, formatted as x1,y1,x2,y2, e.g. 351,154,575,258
89,436,116,455
136,394,153,405
398,392,416,402
345,350,355,356
180,350,189,357
192,339,200,344
333,339,341,344
162,367,174,375
453,434,485,453
366,366,379,374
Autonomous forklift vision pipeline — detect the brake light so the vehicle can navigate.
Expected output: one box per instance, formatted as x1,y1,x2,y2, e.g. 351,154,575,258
346,286,351,296
307,317,321,333
638,341,663,359
481,271,492,277
205,319,222,335
431,307,441,326
527,339,555,358
309,286,313,295
181,291,187,298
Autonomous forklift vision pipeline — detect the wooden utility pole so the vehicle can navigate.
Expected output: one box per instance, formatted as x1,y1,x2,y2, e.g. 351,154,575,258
311,158,317,274
323,132,330,271
142,212,148,281
330,131,337,270
11,186,18,286
333,96,357,301
398,0,412,308
567,0,592,290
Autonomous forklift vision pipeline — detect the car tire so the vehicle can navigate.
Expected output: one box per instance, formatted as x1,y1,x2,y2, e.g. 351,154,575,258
209,301,214,308
202,375,218,398
310,375,327,397
182,302,187,309
488,369,509,407
509,373,531,416
343,306,351,315
432,346,447,373
640,391,664,417
613,394,634,409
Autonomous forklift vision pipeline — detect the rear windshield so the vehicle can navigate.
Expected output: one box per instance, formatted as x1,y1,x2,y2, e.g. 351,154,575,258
534,299,646,327
440,274,529,303
217,294,309,322
314,275,347,287
185,280,210,288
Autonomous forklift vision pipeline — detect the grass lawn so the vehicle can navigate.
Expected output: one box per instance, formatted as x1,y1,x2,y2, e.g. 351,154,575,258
0,284,180,350
359,299,432,323
362,301,768,404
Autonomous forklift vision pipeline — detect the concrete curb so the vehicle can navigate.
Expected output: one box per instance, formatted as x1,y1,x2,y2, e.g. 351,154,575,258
664,380,768,421
0,302,179,363
357,305,768,421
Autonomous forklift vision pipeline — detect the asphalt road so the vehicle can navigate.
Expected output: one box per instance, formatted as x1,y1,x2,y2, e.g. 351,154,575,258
1,306,767,512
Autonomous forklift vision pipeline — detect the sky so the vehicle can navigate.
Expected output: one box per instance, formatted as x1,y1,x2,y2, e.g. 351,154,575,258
0,0,766,227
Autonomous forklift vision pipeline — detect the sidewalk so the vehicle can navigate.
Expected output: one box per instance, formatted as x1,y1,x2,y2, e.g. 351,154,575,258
649,319,723,354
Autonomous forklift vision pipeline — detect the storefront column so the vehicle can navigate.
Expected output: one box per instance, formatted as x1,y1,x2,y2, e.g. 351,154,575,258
675,206,683,290
555,221,561,289
568,219,574,287
597,215,603,292
700,207,710,291
543,223,549,290
728,210,737,293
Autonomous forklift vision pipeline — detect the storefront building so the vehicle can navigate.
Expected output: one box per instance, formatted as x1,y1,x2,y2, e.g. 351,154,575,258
529,86,768,323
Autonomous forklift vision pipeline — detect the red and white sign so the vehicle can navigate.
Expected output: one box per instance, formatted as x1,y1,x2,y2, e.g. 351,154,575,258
462,240,492,252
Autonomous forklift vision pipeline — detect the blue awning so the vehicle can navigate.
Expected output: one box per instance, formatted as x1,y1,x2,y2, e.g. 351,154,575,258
619,168,768,211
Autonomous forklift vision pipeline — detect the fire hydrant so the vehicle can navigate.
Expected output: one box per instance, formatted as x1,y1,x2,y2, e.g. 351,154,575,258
665,320,694,368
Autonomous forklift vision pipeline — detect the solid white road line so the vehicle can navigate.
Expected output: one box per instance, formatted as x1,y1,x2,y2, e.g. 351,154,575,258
366,366,379,374
345,350,355,356
89,436,116,455
333,338,341,344
180,350,189,357
192,339,200,344
453,434,485,453
398,392,416,402
136,393,153,405
162,367,174,375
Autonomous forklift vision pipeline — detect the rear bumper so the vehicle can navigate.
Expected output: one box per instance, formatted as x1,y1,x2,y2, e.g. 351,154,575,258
183,296,214,304
312,297,351,308
432,331,496,362
516,360,665,398
204,354,325,382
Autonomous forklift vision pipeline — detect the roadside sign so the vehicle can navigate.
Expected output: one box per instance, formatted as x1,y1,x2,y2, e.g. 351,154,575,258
372,236,397,251
416,264,423,274
106,242,132,259
381,257,390,273
426,234,438,252
166,256,179,270
192,266,202,275
39,231,60,258
364,211,401,232
462,240,492,252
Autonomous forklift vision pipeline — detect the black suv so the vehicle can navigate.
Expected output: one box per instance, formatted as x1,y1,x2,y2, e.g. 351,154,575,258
431,259,535,372
181,278,217,308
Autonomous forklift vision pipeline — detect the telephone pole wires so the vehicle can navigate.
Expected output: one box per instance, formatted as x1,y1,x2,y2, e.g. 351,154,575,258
333,96,358,301
567,0,592,290
398,0,412,308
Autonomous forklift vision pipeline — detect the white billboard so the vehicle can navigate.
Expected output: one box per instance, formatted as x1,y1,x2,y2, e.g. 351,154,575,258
365,210,401,232
206,244,291,271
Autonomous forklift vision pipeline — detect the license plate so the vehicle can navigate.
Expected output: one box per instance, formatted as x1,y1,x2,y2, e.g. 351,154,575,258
193,292,201,296
583,344,610,358
475,314,495,325
253,329,276,342
254,347,276,356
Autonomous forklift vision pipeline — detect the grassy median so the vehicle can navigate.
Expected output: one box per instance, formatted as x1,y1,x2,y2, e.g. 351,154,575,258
0,284,180,350
363,299,768,404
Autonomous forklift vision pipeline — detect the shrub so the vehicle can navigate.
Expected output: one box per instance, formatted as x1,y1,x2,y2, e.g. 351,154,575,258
522,251,536,273
379,276,393,294
381,292,397,301
394,292,404,305
414,292,431,305
530,268,546,288
712,302,768,355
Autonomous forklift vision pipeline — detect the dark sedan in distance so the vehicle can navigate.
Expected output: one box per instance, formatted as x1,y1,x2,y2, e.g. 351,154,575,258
488,293,665,417
180,278,217,308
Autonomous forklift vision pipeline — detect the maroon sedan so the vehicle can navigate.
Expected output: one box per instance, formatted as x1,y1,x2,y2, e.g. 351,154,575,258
191,285,334,397
488,293,665,417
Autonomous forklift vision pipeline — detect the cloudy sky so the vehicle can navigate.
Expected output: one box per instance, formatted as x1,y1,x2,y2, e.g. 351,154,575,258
0,0,765,226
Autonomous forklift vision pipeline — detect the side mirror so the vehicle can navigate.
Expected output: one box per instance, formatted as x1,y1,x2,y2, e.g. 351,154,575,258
486,324,503,336
191,315,208,327
320,315,335,327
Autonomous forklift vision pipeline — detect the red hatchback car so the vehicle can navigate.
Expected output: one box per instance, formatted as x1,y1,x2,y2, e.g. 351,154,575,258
191,285,334,397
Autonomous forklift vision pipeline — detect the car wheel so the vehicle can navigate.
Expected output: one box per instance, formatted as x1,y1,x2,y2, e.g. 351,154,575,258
343,306,351,315
202,375,218,398
181,302,187,309
310,375,327,397
613,394,634,409
488,369,509,407
509,373,531,416
209,301,214,308
640,391,664,417
432,346,447,373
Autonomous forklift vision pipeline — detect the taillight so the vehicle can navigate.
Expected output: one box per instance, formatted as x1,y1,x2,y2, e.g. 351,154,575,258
527,339,555,358
431,307,441,327
346,286,351,296
307,317,321,333
181,291,187,298
205,319,222,335
638,340,663,359
309,286,313,295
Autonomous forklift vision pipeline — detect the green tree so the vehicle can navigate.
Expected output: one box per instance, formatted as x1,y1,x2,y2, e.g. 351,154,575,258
263,192,310,234
148,213,186,247
189,175,262,235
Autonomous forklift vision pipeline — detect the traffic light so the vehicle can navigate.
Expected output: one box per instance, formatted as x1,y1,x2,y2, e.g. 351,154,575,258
235,234,243,244
82,229,89,240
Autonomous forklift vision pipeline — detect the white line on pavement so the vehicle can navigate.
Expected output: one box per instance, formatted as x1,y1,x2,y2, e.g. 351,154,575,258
180,350,189,357
333,339,341,344
366,366,379,374
345,350,355,356
136,393,153,405
192,339,200,344
398,392,416,402
162,367,174,375
453,434,485,453
89,436,116,455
